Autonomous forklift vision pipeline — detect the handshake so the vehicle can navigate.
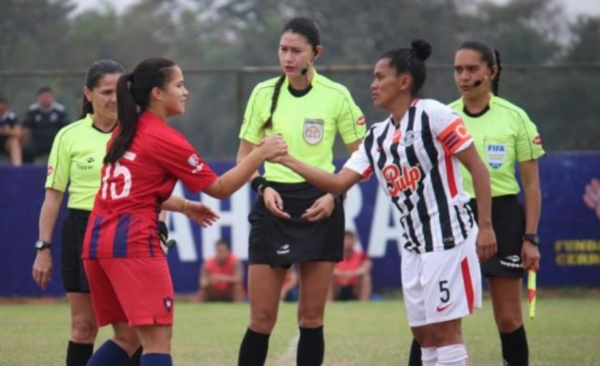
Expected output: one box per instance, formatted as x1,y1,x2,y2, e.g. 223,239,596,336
257,135,289,163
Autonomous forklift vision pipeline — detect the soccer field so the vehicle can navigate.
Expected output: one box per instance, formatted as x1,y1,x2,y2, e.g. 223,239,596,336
1,298,599,366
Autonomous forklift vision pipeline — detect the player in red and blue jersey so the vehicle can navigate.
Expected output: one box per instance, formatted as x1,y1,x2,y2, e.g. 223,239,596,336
82,57,287,366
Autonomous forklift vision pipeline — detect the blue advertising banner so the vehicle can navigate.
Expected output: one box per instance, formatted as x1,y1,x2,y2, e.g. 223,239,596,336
1,153,599,296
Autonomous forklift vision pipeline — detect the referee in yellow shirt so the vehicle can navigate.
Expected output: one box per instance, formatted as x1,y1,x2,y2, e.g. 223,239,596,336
236,17,366,366
30,60,146,366
409,40,544,366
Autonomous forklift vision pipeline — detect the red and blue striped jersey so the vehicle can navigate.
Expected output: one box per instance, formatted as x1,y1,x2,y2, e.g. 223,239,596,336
83,111,218,259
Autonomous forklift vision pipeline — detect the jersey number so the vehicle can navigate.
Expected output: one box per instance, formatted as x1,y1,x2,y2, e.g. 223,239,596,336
439,280,450,303
101,162,132,199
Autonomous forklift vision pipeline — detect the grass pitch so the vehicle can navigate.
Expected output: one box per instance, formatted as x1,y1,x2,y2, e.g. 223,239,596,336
1,297,599,365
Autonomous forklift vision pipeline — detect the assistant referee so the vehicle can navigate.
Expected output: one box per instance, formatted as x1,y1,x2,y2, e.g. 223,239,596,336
236,17,366,366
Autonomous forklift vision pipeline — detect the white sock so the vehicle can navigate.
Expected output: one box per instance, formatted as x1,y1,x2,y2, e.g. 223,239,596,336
421,347,437,366
435,344,469,366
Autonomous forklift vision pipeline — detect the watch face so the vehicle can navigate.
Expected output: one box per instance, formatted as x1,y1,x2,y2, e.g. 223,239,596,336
35,241,43,249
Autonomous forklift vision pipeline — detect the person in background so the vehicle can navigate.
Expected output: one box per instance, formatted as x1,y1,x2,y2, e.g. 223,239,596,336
331,230,372,301
280,266,299,302
0,94,22,166
198,239,244,303
22,86,69,163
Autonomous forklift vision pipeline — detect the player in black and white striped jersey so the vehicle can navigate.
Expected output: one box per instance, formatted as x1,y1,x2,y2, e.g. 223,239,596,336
272,39,496,366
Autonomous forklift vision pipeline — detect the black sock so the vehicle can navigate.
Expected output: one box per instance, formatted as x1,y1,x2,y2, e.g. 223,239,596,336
297,326,324,366
500,325,529,366
408,338,423,366
125,346,143,366
66,341,94,366
238,328,270,366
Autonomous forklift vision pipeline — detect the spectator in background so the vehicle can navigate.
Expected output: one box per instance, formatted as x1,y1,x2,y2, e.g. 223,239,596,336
280,266,299,302
584,178,600,220
198,239,244,303
332,230,372,301
22,86,69,163
0,94,22,166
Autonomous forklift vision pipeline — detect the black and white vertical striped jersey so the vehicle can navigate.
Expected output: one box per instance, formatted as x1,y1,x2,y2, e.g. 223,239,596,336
345,99,475,253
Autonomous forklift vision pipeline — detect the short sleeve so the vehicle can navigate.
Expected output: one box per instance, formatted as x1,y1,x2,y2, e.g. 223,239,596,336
239,85,268,145
343,128,375,180
431,105,473,155
149,131,218,193
6,112,18,127
336,88,367,144
516,111,545,162
45,128,71,192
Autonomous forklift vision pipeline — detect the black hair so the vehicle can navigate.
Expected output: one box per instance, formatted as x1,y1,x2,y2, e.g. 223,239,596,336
104,57,176,164
37,86,53,95
458,40,502,96
263,17,321,131
344,230,356,238
380,39,432,97
80,60,125,119
216,239,231,251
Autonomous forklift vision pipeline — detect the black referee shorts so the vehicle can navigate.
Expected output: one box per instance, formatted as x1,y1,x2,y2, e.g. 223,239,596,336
61,209,92,293
248,182,345,268
469,195,525,278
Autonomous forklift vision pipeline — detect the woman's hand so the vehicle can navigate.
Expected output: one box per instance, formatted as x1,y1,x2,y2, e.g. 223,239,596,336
32,250,53,290
263,187,291,219
302,194,335,222
185,201,220,228
476,224,497,263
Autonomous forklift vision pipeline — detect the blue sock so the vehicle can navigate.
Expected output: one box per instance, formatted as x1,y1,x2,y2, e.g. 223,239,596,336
86,340,129,366
141,353,173,366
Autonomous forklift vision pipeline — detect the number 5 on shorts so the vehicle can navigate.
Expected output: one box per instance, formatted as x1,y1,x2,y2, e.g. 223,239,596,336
439,280,450,303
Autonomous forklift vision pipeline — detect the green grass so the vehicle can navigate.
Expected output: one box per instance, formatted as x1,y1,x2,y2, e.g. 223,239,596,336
1,298,599,365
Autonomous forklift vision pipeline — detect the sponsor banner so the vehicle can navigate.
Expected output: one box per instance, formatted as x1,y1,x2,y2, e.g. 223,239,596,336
1,153,599,296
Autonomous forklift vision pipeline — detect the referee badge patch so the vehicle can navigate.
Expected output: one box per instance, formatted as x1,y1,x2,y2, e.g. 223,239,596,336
486,143,506,169
303,118,324,145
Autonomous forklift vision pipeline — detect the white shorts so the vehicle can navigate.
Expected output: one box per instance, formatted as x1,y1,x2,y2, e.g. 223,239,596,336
401,226,482,327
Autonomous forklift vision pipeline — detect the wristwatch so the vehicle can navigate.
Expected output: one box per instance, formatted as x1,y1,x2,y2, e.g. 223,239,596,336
522,233,540,246
35,240,52,251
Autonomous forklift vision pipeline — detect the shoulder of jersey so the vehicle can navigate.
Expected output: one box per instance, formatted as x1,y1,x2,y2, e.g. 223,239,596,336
6,111,17,119
52,118,87,143
253,77,283,92
52,102,66,112
419,98,455,115
314,74,352,95
447,98,462,110
27,103,40,111
492,96,528,116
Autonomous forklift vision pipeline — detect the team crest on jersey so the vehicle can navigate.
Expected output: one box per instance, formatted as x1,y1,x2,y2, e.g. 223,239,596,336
188,154,204,174
356,115,366,126
532,135,542,145
47,165,53,176
400,130,421,146
382,164,421,197
486,143,506,169
303,118,324,145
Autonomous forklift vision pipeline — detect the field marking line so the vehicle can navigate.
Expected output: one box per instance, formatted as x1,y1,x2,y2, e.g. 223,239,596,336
274,332,300,366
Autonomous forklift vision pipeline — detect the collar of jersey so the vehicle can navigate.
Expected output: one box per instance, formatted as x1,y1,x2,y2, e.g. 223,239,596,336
283,68,320,90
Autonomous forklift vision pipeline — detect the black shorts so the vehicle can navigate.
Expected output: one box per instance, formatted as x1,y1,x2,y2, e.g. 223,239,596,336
248,182,345,267
469,195,525,278
61,209,91,292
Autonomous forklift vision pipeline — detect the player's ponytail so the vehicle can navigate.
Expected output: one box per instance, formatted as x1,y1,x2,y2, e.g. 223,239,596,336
458,40,501,95
105,57,176,164
80,59,125,120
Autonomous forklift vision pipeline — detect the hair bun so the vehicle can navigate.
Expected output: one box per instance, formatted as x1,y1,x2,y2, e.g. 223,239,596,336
411,39,432,62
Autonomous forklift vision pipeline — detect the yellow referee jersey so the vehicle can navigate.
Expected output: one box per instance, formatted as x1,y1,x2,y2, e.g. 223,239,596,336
240,71,366,183
45,114,113,210
449,95,545,198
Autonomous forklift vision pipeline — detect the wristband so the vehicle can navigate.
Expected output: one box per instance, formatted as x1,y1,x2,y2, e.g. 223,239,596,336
251,176,270,196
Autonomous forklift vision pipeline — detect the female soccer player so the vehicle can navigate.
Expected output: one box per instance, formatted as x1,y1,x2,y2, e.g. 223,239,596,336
81,57,286,366
273,39,496,366
236,17,366,366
